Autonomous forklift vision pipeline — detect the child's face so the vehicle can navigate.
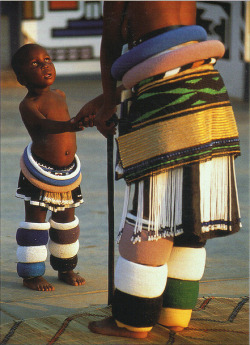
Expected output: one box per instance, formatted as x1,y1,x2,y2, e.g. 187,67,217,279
19,46,56,88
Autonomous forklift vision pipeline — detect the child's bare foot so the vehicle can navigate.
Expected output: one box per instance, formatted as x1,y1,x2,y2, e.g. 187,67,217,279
88,317,148,339
58,270,85,286
23,276,55,291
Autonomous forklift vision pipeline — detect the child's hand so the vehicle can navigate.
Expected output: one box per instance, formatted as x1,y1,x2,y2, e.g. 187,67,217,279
83,114,95,128
70,114,95,131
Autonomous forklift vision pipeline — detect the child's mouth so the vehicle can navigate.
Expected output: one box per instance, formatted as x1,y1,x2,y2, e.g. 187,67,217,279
44,73,52,79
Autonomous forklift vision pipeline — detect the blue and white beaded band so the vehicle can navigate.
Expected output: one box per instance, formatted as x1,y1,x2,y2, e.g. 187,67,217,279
115,256,168,298
111,25,207,80
22,144,81,186
17,262,45,278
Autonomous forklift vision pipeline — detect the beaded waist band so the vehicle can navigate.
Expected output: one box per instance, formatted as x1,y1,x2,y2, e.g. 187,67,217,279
111,25,207,80
21,143,82,189
131,25,184,47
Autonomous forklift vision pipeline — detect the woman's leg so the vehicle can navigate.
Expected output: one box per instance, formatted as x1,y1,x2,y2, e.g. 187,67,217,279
49,208,85,286
16,202,54,291
158,235,207,331
89,222,173,338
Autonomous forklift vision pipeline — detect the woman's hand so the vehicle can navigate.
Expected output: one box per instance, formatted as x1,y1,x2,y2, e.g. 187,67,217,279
71,99,98,131
75,99,98,123
70,114,95,132
74,91,121,137
94,105,117,138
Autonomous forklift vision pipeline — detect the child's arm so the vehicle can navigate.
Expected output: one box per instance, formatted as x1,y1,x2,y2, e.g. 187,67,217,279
19,100,85,133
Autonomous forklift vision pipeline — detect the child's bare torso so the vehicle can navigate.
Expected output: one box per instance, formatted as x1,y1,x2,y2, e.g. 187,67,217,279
21,89,76,167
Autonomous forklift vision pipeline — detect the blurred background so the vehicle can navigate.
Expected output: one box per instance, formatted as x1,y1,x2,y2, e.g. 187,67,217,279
1,1,249,100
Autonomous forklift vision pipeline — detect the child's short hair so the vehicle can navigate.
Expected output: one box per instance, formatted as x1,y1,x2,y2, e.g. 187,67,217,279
11,44,43,77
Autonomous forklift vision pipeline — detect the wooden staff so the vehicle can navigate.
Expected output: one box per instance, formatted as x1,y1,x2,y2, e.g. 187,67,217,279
106,114,118,305
107,133,115,305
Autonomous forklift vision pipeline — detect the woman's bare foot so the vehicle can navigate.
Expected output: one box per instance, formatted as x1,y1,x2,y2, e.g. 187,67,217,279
23,276,55,291
88,317,148,339
167,326,184,332
58,270,85,286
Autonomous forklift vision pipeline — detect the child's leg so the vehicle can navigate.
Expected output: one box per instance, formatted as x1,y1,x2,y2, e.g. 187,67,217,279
158,237,207,331
16,202,54,291
49,208,85,286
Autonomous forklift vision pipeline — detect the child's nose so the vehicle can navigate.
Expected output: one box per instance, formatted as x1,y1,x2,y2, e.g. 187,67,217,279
41,62,49,69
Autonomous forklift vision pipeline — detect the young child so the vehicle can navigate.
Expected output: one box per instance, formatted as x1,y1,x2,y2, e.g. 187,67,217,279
11,44,94,291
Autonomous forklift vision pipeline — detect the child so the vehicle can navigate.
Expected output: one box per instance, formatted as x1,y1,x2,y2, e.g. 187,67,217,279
11,44,94,291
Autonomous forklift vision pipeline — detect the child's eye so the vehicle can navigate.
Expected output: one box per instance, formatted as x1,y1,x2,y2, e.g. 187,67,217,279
45,57,51,62
32,61,38,66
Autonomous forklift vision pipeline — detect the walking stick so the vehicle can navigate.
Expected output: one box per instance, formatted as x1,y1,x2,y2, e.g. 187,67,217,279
106,114,118,305
107,134,114,305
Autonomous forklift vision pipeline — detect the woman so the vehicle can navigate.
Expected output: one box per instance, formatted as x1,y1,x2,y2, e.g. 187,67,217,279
77,1,241,339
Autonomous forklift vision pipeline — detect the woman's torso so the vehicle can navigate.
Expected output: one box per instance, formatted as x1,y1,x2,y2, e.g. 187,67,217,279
121,1,196,48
